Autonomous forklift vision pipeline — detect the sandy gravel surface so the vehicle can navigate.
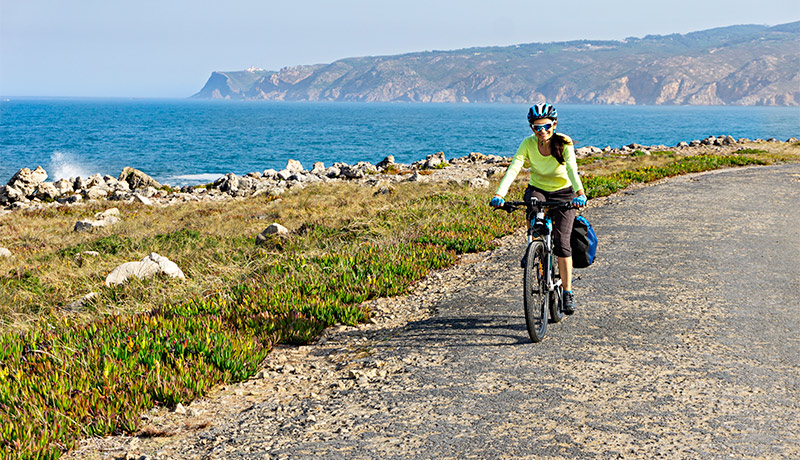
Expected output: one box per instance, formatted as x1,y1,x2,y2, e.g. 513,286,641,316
67,163,800,460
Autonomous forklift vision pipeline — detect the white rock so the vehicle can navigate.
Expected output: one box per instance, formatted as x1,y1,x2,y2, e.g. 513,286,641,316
84,186,109,200
74,219,108,232
67,292,97,310
0,247,11,258
311,162,326,174
105,252,185,287
7,166,48,198
53,179,74,195
285,159,304,173
34,182,61,201
133,194,153,206
95,208,120,220
264,223,289,236
468,178,490,188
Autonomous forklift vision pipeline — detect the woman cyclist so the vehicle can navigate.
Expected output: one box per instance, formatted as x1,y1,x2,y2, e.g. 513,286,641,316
490,103,587,314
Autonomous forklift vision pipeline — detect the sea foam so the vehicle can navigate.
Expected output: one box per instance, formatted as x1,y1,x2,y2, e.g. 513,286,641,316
49,151,95,181
167,173,224,182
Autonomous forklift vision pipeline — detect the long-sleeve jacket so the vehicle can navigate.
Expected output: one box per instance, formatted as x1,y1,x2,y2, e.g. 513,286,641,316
494,134,583,197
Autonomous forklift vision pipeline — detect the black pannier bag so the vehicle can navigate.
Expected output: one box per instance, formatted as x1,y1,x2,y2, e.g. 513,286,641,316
571,215,597,268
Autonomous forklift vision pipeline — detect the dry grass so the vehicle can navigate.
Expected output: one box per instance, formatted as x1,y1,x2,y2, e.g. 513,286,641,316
580,141,799,176
0,180,447,332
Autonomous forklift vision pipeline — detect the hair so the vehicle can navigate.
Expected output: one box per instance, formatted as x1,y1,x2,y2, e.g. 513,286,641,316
549,133,573,164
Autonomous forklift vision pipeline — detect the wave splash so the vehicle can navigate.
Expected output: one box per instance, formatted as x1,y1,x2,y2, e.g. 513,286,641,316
49,151,95,181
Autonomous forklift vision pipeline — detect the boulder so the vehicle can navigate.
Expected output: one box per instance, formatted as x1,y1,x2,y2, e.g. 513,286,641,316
53,179,74,195
6,166,48,200
73,208,121,232
722,135,737,145
5,186,29,203
276,169,293,181
311,162,326,175
83,186,109,200
85,174,104,188
66,292,97,311
0,247,11,258
325,165,342,178
575,146,602,157
0,186,7,206
105,252,185,287
468,178,490,188
262,169,279,179
256,223,289,245
787,137,798,143
485,167,505,178
676,141,689,147
34,182,61,201
133,193,153,205
214,173,268,197
376,156,395,169
58,194,83,205
339,162,377,179
119,167,162,190
374,185,394,196
414,152,446,169
285,159,304,174
466,152,487,163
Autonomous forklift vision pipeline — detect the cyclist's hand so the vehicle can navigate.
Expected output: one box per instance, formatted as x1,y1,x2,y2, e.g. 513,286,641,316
572,195,587,207
490,196,505,208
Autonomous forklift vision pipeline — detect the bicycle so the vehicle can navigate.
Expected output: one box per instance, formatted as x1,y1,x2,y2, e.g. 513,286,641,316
496,199,576,343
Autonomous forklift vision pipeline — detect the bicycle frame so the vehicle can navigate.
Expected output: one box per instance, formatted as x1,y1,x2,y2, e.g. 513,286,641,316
527,208,561,294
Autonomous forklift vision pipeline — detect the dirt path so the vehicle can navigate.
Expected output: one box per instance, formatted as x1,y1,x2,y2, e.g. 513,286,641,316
67,163,800,460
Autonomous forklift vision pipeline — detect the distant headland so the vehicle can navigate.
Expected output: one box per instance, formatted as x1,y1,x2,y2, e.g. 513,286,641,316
192,22,800,106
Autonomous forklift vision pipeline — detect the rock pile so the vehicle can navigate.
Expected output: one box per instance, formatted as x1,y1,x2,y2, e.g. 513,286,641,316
1,136,795,214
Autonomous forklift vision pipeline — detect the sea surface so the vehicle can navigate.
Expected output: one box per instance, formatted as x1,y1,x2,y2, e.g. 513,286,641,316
1,99,798,187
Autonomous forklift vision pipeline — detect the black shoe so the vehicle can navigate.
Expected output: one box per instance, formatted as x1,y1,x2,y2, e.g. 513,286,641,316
563,291,575,315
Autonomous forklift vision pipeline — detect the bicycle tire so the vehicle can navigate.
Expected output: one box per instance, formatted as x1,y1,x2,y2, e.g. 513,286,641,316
523,240,548,342
549,283,563,323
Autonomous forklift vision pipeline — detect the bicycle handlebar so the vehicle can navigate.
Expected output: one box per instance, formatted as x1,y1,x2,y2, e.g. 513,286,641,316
495,199,576,213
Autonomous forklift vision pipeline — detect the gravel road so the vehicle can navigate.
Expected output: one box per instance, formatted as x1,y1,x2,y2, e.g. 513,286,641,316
68,163,800,460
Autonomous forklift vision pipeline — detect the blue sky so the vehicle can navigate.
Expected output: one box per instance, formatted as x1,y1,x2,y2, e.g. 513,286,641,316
1,0,798,97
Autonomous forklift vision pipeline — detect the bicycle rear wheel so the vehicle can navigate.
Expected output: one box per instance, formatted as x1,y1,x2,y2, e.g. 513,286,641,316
523,241,548,342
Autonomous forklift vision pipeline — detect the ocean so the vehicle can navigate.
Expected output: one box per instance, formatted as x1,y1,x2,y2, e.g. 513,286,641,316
1,99,798,187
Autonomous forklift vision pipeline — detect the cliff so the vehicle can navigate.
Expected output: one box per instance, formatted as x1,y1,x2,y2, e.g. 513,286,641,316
192,22,800,106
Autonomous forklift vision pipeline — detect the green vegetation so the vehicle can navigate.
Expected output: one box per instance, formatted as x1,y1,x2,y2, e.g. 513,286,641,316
0,145,797,459
583,154,768,198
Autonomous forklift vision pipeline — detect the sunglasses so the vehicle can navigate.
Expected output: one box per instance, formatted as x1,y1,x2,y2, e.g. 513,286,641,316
531,123,553,132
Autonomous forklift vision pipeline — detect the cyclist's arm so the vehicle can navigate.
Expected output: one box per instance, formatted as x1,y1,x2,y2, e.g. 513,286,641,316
563,143,584,195
494,139,529,198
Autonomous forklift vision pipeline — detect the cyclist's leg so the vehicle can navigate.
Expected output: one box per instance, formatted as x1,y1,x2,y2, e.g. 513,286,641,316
547,188,577,310
523,186,546,207
521,186,547,267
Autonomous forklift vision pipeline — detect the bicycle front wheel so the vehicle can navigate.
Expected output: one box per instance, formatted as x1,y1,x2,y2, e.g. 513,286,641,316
523,240,548,343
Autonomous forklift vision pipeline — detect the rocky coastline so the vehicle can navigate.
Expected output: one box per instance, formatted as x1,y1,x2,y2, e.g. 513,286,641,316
1,135,796,218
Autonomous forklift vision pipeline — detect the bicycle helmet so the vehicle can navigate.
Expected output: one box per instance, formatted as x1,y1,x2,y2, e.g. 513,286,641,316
527,103,558,123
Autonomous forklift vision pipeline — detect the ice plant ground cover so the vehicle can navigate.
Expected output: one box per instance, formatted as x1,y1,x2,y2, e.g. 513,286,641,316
0,143,797,459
